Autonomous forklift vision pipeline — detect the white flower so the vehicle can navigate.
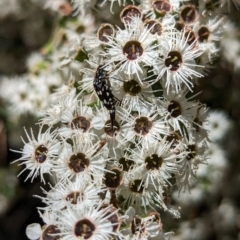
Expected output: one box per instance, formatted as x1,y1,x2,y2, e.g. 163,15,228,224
203,110,231,142
56,202,120,240
155,30,204,92
58,99,96,141
111,70,156,112
11,127,60,184
176,136,208,192
0,76,36,118
129,140,177,189
102,17,159,81
117,172,166,213
193,16,224,61
38,178,102,211
92,106,126,155
26,223,42,240
119,106,169,146
157,87,199,135
26,210,60,240
54,135,108,182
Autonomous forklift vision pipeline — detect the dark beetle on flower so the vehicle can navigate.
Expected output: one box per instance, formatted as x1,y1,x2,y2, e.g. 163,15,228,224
93,64,118,130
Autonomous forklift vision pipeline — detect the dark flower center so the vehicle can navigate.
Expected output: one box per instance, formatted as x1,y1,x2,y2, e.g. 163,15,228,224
152,0,172,17
66,191,81,204
131,216,145,234
120,5,142,23
165,51,182,71
184,30,197,47
104,120,120,137
186,144,197,161
123,41,143,60
180,5,197,24
68,153,90,173
175,21,185,31
134,116,152,136
145,154,163,170
74,219,95,239
166,131,182,148
129,179,144,193
35,145,48,163
98,24,114,42
123,79,142,96
100,205,120,232
70,116,90,133
198,25,210,42
104,168,123,189
145,20,162,36
42,225,61,240
119,157,134,171
168,101,181,118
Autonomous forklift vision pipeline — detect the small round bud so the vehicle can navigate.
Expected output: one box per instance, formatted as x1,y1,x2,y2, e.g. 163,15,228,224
97,23,115,43
144,19,162,36
152,0,172,17
180,5,198,24
120,5,142,23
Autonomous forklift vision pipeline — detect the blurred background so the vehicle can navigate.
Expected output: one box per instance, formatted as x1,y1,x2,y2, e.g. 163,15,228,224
0,0,240,239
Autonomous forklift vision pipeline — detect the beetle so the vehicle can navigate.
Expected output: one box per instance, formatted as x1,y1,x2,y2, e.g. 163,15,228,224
93,64,118,130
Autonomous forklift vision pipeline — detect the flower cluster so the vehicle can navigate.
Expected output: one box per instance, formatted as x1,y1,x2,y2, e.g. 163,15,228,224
10,0,237,239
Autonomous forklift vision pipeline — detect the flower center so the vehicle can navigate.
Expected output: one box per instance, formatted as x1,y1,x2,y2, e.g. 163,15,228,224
104,168,123,189
123,41,143,60
165,51,182,71
167,101,181,118
35,145,48,163
175,21,185,31
134,116,152,136
152,0,172,17
119,157,134,171
123,79,142,96
166,131,182,148
101,205,120,232
66,191,81,204
120,5,142,23
184,29,197,47
74,219,95,239
42,225,61,240
144,20,162,36
104,119,120,137
70,116,90,133
186,144,197,161
98,23,114,42
145,154,163,170
129,179,144,193
180,5,197,24
198,25,210,42
68,153,90,173
131,216,145,234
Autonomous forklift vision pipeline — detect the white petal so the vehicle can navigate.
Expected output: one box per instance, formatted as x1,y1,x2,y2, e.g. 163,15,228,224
25,223,42,240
